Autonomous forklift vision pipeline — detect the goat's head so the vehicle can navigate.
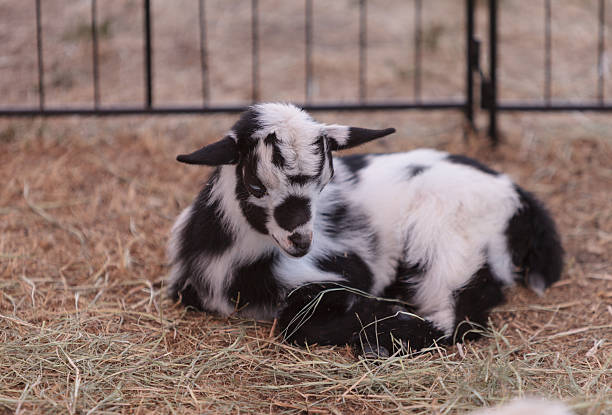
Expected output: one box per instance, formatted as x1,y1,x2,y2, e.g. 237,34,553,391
177,103,395,257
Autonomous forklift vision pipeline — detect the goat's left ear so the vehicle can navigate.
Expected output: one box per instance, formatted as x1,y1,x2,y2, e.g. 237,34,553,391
324,125,396,151
176,135,239,165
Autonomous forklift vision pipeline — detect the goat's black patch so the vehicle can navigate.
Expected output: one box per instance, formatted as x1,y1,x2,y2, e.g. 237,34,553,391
274,196,311,232
505,185,563,289
264,132,277,146
321,202,349,233
446,154,499,176
272,145,285,168
278,282,445,355
235,167,269,234
320,199,368,235
279,282,370,346
180,169,235,258
315,137,326,176
240,201,269,234
320,199,379,255
227,253,282,311
169,169,232,311
326,142,334,179
315,252,373,291
452,265,505,343
174,282,205,311
232,108,261,143
381,261,424,305
265,133,286,168
288,174,316,185
168,262,212,313
408,164,428,178
340,154,369,178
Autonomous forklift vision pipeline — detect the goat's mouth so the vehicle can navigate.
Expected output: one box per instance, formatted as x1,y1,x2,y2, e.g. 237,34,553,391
284,247,310,258
271,234,312,258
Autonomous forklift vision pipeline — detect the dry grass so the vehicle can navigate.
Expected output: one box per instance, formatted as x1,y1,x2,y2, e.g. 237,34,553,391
1,0,612,414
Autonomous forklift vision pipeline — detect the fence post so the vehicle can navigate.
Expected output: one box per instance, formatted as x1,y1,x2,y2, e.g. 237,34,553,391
35,0,45,110
488,0,498,144
466,0,475,129
144,0,153,109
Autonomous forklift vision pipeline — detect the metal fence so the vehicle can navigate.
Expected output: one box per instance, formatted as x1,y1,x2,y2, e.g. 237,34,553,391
1,0,611,144
485,0,612,142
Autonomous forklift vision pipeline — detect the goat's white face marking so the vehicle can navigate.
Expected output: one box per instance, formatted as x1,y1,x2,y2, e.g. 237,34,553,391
235,104,334,257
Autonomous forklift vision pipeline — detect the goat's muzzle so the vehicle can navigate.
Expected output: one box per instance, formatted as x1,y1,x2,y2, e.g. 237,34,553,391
287,231,313,257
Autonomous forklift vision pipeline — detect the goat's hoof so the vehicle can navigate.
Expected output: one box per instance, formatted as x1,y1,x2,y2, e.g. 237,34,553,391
362,344,390,359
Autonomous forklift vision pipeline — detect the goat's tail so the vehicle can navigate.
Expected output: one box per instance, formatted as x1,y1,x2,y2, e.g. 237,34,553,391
506,186,564,295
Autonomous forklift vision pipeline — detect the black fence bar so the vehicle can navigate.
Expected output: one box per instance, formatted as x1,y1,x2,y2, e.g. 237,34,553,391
497,102,612,111
91,0,100,108
358,0,367,102
35,0,44,110
544,0,551,104
251,0,259,103
198,0,209,105
305,0,313,103
598,0,605,103
143,0,153,108
414,0,422,102
488,0,498,143
466,0,475,126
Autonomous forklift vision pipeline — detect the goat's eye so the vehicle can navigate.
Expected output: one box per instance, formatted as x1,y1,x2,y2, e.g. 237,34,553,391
246,179,267,198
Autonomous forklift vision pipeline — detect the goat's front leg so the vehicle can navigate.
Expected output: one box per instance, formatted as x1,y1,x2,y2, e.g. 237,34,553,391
277,283,447,357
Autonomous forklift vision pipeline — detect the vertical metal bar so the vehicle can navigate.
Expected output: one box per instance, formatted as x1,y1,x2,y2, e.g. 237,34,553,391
35,0,45,110
144,0,153,108
544,0,551,104
414,0,422,102
251,0,259,103
488,0,498,144
91,0,100,108
598,0,605,104
466,0,475,127
359,0,367,102
198,0,210,106
305,0,313,103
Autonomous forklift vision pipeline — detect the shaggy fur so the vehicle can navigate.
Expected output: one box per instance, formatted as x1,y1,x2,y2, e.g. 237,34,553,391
167,103,563,355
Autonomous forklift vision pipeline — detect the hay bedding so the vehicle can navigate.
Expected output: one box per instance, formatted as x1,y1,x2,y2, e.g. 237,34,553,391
0,114,610,414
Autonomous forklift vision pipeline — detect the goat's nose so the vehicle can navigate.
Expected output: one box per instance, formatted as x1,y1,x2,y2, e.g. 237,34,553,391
289,232,312,251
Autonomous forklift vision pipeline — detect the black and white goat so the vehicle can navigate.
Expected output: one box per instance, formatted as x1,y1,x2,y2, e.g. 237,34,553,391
168,103,563,356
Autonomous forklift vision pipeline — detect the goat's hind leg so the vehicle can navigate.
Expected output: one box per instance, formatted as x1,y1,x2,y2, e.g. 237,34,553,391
450,265,506,343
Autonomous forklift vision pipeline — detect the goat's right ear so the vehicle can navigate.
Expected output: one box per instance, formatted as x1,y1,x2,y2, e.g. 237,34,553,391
325,124,396,151
176,135,239,165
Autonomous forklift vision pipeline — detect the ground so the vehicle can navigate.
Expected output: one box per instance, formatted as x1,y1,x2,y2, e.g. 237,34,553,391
0,111,610,414
0,0,611,414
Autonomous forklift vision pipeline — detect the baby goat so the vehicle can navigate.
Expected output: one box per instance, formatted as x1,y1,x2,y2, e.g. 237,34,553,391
168,103,563,356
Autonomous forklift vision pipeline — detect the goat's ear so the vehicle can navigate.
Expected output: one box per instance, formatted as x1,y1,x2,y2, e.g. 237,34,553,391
176,135,239,165
324,125,396,151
